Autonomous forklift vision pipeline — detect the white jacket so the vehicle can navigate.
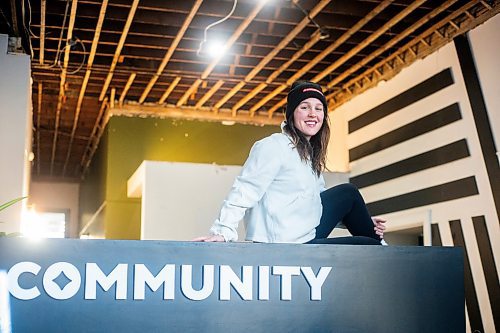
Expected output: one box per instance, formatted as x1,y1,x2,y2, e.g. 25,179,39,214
209,130,325,243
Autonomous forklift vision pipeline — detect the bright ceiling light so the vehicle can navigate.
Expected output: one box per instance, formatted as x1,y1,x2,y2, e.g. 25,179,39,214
207,41,227,58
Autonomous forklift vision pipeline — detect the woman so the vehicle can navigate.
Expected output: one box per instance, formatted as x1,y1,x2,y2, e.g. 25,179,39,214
194,81,386,244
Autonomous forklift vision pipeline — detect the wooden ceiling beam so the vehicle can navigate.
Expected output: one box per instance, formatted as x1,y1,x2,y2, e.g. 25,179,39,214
250,0,395,116
310,0,427,85
267,0,426,117
176,1,266,107
195,80,225,109
111,103,283,126
326,0,458,90
50,0,78,175
218,0,331,114
158,76,182,104
62,0,109,176
119,72,137,105
139,0,202,104
37,83,43,175
327,0,497,109
39,0,46,64
98,0,140,101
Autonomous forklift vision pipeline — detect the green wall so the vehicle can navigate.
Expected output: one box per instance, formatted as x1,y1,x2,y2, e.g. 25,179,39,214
82,116,279,239
79,131,108,237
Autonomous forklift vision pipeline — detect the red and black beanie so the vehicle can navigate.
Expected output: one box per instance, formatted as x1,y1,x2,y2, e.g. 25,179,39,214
285,81,328,118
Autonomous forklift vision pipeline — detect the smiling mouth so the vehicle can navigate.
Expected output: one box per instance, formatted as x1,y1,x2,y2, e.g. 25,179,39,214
304,120,317,126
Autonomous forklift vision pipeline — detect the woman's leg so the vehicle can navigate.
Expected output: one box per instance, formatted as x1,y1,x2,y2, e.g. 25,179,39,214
316,183,381,241
308,236,380,245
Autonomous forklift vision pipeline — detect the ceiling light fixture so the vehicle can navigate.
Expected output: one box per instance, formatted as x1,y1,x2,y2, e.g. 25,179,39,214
197,0,238,57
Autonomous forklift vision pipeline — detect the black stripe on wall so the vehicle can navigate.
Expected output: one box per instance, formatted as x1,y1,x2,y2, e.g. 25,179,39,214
455,35,500,219
348,68,454,133
350,139,470,188
431,224,442,246
472,216,500,331
449,219,484,333
366,176,479,216
349,103,462,162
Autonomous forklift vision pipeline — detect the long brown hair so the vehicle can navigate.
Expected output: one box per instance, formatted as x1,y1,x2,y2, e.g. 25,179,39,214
283,107,330,177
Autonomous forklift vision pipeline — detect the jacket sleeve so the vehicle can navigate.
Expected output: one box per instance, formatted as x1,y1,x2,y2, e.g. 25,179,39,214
209,136,283,241
319,174,326,193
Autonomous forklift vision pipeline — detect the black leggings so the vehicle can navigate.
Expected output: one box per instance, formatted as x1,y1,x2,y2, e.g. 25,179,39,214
307,183,382,245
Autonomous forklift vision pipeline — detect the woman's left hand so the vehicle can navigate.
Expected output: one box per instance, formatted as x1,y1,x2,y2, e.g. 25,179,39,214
372,216,387,238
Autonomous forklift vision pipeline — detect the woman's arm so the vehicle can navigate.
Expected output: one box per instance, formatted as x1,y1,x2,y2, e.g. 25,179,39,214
199,136,284,242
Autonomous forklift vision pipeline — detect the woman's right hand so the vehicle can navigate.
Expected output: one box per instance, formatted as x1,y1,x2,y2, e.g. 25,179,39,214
191,235,225,242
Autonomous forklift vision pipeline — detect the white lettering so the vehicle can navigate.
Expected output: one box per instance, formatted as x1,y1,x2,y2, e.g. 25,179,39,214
301,266,332,300
272,266,301,301
258,266,269,300
219,265,252,301
7,262,41,300
85,263,128,300
180,265,214,301
43,262,81,300
6,262,332,302
134,264,175,300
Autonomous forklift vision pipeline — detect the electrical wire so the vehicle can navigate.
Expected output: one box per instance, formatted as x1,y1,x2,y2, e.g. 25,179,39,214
291,0,329,39
26,0,39,38
197,0,237,57
58,37,87,74
20,0,35,57
42,0,71,69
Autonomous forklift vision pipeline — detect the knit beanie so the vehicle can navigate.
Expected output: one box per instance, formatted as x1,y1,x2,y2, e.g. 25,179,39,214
285,81,328,118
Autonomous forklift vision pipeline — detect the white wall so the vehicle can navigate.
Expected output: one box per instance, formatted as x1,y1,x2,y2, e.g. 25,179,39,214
331,21,499,332
0,34,32,234
28,181,80,238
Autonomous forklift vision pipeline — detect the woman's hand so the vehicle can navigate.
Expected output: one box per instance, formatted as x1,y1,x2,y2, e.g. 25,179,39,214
372,216,387,238
191,235,225,242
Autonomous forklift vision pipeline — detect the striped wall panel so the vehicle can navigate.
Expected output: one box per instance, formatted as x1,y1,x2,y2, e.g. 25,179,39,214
450,220,484,333
472,216,500,331
342,37,499,332
349,103,462,162
455,35,500,218
350,139,470,189
348,68,454,133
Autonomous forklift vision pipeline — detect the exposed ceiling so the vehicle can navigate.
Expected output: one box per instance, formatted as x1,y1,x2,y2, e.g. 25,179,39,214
0,0,498,181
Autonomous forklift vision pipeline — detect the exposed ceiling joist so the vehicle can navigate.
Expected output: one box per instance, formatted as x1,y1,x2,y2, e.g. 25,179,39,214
326,0,459,90
176,1,267,107
119,73,137,105
267,0,427,116
39,0,46,65
212,0,331,112
18,0,499,179
159,76,182,104
139,0,203,104
62,0,109,176
250,0,395,116
195,80,225,109
50,0,78,175
98,0,140,101
111,103,283,126
327,0,498,109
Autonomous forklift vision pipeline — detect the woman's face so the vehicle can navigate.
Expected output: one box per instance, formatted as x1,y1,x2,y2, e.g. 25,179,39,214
293,97,325,140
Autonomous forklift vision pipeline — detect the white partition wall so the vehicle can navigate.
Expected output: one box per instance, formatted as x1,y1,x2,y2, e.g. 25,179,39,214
128,161,349,241
0,34,32,234
128,161,244,241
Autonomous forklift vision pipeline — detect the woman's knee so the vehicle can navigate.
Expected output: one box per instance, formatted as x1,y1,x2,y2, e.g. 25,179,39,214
333,183,361,198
